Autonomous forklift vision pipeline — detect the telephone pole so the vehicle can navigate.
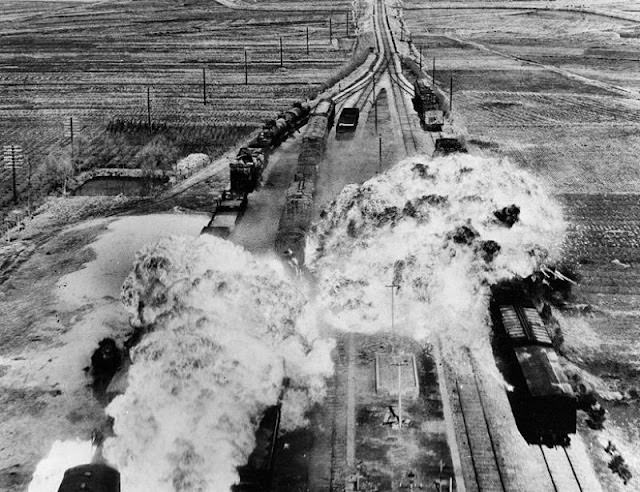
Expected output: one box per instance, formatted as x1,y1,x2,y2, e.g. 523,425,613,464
69,117,74,152
373,72,377,131
378,136,382,173
346,11,350,36
279,37,283,68
306,26,309,55
432,57,436,86
202,67,207,105
146,87,152,130
449,76,453,113
329,16,333,42
385,280,405,429
244,49,248,85
419,45,422,71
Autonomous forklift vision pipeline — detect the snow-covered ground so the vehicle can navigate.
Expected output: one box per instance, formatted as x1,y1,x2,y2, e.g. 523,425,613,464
0,211,210,490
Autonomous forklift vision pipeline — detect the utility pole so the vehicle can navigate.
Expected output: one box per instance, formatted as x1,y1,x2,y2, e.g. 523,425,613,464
11,146,17,204
306,26,309,56
386,281,405,429
279,37,283,68
378,136,382,173
27,156,31,216
386,281,399,351
69,117,74,154
449,76,453,113
4,145,23,204
244,49,248,85
346,11,350,36
419,45,422,71
373,72,377,132
432,57,436,86
146,87,152,131
202,67,207,105
329,16,332,43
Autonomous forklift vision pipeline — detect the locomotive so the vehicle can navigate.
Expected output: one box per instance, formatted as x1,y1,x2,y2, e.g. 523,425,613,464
491,294,576,446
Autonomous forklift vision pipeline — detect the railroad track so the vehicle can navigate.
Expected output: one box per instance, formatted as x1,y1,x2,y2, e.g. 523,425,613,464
332,0,421,157
538,445,585,492
448,347,593,492
454,355,507,492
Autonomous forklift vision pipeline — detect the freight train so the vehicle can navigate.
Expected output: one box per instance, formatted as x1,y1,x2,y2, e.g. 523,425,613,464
275,98,336,265
412,78,444,131
490,294,576,446
232,404,282,491
201,101,312,238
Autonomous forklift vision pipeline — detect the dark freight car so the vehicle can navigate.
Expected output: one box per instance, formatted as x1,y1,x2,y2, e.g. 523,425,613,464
310,98,336,129
492,303,576,445
233,405,282,492
412,79,444,131
57,463,120,492
335,107,359,139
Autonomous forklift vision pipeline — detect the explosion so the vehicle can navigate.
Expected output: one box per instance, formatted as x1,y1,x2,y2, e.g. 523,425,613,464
27,440,96,492
307,153,565,361
103,236,333,491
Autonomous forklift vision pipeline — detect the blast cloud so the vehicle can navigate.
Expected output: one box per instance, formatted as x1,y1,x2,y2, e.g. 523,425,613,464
103,237,333,491
307,153,565,365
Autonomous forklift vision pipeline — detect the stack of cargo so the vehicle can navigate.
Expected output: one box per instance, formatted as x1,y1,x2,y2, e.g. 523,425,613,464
230,147,266,194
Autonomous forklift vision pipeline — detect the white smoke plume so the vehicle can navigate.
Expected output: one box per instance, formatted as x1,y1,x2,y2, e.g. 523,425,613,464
307,153,565,364
103,236,333,491
27,439,96,492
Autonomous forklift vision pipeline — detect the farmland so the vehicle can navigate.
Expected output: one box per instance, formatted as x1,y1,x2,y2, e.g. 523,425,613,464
404,1,640,488
0,0,356,211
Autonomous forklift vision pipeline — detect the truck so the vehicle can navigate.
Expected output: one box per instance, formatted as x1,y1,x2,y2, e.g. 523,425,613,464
201,190,248,238
335,107,359,139
412,79,444,131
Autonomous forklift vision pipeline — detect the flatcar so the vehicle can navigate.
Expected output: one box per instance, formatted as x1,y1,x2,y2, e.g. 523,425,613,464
492,302,576,445
201,190,248,238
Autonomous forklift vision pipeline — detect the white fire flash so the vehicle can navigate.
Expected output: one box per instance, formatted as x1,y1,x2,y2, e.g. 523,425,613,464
307,153,565,365
103,237,333,491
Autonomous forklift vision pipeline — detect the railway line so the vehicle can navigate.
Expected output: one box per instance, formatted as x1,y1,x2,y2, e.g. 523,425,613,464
332,0,423,156
445,344,598,492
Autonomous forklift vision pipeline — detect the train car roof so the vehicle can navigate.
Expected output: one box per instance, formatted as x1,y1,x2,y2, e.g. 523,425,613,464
303,116,329,140
57,464,120,492
312,99,334,114
498,305,553,346
514,346,574,398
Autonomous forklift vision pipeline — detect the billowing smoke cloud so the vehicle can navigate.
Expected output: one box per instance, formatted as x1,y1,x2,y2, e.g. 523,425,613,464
28,440,96,492
307,153,565,364
103,236,333,491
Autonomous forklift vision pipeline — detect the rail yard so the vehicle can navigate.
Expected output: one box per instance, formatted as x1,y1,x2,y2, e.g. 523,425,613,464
0,0,639,491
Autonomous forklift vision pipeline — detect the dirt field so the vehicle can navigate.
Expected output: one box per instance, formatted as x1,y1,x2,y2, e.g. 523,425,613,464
0,0,355,210
404,1,640,488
